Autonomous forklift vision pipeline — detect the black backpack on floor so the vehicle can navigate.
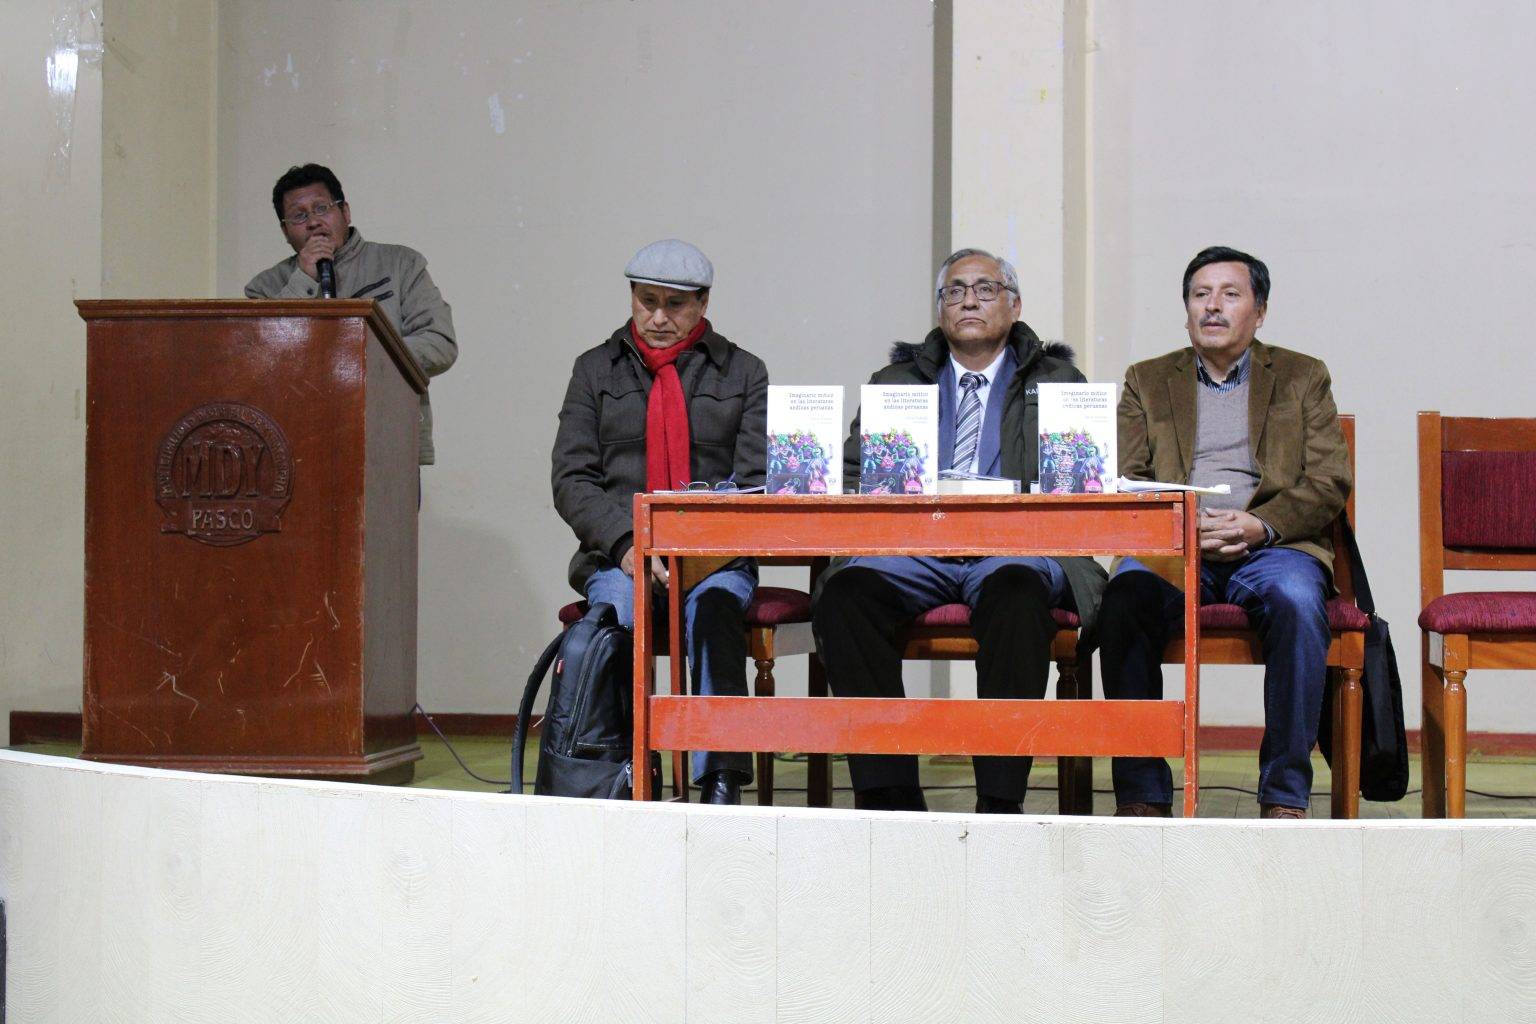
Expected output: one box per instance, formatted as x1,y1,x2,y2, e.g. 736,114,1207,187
512,602,656,799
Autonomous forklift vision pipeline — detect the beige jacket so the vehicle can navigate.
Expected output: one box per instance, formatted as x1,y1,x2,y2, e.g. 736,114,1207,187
245,229,457,464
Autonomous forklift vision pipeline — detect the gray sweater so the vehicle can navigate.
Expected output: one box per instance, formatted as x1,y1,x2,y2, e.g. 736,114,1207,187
1190,376,1260,512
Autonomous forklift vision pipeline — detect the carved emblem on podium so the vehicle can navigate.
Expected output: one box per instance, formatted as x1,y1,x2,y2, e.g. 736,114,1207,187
155,403,293,546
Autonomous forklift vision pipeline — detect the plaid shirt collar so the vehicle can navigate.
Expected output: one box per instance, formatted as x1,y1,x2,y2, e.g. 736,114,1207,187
1194,347,1252,393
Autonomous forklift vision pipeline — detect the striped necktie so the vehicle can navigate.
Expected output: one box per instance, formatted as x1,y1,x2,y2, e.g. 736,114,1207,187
952,371,986,473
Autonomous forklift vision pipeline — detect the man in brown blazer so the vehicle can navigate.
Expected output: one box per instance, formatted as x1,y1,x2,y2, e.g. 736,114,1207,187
1100,245,1351,819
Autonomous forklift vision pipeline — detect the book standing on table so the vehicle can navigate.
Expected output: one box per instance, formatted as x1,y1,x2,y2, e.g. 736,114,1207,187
859,384,939,495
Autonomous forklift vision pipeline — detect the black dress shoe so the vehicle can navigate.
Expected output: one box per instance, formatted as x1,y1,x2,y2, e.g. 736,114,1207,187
974,794,1024,814
853,785,928,812
1114,801,1173,818
1260,803,1307,820
698,770,745,806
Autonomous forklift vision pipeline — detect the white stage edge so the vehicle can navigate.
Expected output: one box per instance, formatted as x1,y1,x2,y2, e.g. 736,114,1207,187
1,750,1532,1022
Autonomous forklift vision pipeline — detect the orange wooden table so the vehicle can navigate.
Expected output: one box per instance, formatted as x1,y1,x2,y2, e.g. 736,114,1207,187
631,492,1203,815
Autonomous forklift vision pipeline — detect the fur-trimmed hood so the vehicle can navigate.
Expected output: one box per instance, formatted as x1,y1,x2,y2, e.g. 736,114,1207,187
887,337,1076,366
881,321,1075,381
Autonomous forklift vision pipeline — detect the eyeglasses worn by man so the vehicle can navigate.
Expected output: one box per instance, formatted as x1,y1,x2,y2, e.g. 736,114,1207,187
244,163,458,466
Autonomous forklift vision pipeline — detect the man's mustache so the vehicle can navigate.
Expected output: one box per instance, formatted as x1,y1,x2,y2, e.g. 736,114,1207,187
1201,315,1229,327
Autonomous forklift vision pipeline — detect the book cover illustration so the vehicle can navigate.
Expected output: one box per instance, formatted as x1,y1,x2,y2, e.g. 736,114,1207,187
766,386,843,495
1037,383,1118,494
858,384,938,494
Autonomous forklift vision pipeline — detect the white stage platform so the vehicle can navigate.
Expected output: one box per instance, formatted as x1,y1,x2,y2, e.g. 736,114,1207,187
1,750,1532,1022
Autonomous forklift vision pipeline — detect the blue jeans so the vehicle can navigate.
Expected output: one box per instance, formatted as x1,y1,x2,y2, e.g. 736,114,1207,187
585,559,758,783
1097,548,1330,809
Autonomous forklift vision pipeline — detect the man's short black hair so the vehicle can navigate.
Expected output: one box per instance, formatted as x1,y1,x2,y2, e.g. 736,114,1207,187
1182,246,1270,307
271,164,345,221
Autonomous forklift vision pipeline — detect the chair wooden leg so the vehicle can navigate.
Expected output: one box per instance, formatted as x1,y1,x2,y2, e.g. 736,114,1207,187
1421,644,1447,818
1054,656,1093,815
754,654,776,807
1444,667,1468,818
807,651,833,807
1330,666,1363,820
671,751,688,802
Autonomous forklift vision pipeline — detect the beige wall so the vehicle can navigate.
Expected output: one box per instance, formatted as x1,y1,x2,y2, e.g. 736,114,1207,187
102,0,217,299
950,0,1068,342
0,1,104,741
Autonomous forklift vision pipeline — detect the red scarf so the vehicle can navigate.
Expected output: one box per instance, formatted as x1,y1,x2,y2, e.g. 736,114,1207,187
633,318,710,492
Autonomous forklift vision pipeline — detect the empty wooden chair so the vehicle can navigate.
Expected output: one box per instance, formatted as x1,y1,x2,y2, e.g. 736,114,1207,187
1417,412,1536,817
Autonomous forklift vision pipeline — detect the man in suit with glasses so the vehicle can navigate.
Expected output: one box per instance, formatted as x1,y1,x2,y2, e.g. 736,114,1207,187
811,248,1107,812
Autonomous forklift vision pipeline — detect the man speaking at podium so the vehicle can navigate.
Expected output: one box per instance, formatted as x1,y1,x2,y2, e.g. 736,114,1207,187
245,163,458,465
812,248,1107,813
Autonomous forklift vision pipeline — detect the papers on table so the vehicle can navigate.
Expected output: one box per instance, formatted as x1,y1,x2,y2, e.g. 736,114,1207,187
1115,478,1231,495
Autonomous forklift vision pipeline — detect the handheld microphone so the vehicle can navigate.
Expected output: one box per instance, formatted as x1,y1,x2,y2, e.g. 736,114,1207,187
317,258,336,299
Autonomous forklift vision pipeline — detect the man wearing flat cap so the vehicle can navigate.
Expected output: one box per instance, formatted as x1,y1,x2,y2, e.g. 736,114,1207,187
551,239,769,804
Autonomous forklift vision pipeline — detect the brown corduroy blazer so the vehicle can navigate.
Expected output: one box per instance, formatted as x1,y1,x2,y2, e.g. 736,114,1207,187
1119,339,1352,578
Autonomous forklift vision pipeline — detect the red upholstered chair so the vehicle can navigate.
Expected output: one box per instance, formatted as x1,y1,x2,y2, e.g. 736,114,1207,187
1417,412,1536,818
1158,414,1367,818
899,608,1094,814
557,584,818,806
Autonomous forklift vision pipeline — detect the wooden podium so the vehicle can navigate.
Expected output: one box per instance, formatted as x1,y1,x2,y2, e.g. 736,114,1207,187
76,300,427,781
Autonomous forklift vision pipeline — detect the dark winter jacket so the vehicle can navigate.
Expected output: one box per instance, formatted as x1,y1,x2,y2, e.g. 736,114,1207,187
551,323,768,592
836,321,1108,631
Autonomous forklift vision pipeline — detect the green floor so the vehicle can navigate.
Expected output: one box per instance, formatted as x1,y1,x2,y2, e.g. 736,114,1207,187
18,736,1536,817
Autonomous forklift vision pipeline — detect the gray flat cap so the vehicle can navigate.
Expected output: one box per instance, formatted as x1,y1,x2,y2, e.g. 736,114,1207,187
624,238,714,291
